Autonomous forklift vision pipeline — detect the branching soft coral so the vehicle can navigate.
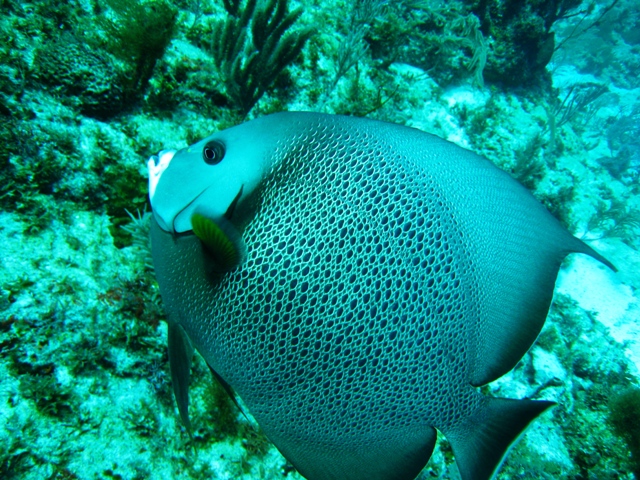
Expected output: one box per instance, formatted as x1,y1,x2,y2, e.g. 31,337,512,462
210,0,313,115
99,0,178,101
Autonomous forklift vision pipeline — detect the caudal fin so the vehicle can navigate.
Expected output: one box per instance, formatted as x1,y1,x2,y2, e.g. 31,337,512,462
445,396,554,480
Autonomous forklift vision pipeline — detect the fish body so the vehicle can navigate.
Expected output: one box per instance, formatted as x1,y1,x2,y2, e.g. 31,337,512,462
148,112,614,480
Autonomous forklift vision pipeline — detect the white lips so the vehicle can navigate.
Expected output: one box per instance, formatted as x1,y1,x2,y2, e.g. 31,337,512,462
148,150,177,202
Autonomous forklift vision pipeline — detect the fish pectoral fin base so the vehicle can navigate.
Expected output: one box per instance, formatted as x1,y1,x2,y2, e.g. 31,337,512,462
191,213,246,272
445,396,555,480
168,321,195,434
275,426,436,480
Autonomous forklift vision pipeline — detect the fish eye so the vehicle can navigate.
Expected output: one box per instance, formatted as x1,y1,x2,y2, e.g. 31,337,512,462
202,141,225,165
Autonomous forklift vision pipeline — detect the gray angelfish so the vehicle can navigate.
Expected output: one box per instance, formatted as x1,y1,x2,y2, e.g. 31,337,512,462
147,112,615,480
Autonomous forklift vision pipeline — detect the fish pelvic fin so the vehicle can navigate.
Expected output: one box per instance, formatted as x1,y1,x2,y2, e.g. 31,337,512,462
168,321,194,436
444,396,555,480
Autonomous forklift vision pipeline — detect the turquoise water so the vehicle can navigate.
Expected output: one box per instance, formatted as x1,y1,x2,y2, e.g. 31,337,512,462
1,0,639,478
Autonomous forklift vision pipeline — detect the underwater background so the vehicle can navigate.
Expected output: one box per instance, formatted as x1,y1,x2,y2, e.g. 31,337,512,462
0,0,639,478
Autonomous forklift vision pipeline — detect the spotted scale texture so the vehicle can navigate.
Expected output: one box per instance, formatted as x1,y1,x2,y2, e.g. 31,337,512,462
186,118,479,458
151,113,611,480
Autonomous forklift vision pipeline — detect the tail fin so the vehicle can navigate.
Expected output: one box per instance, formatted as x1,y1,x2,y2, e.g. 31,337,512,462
445,396,554,480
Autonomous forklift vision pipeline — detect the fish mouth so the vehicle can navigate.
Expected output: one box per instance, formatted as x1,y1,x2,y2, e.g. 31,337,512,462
170,184,245,234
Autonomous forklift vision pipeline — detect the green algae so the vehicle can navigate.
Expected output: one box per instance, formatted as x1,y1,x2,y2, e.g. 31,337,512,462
609,388,640,475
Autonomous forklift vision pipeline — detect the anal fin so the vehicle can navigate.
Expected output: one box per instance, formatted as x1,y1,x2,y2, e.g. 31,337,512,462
274,426,437,480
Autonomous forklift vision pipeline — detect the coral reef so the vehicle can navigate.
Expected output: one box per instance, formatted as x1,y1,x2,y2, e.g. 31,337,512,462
367,0,488,88
0,0,638,478
609,388,640,475
34,40,125,119
96,0,178,102
465,0,560,84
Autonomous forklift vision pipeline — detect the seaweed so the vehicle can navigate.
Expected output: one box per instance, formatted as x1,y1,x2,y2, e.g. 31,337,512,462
330,0,384,90
583,198,640,243
553,0,621,53
538,295,636,479
368,2,488,88
64,337,112,376
98,0,178,102
538,184,577,227
0,418,29,479
120,210,153,266
598,105,640,181
203,378,242,441
608,387,640,475
510,133,547,192
17,371,76,419
466,0,585,86
121,398,161,438
548,83,609,133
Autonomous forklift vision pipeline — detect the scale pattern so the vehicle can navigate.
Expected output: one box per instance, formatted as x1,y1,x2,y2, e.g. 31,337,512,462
151,113,614,480
199,118,482,446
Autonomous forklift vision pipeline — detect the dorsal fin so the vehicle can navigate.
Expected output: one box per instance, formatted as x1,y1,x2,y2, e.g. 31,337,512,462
436,146,618,386
469,222,616,387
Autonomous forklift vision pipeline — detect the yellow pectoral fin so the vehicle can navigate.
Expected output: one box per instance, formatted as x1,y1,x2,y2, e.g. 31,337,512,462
191,213,246,271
